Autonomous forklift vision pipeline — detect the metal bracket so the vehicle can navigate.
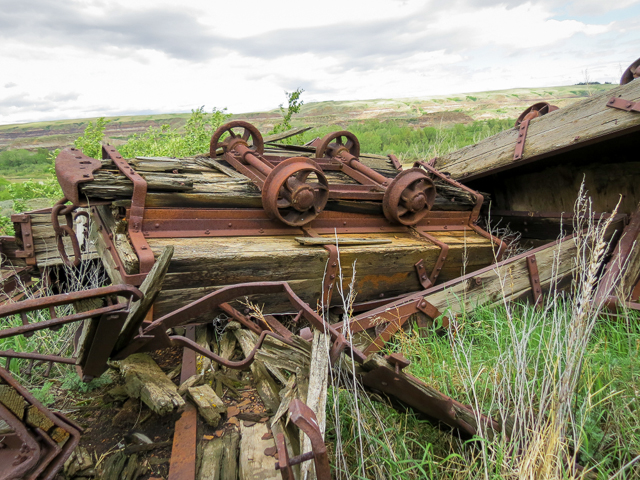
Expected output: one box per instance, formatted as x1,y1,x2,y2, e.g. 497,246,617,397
414,259,432,289
11,214,36,265
606,97,640,113
275,399,331,480
526,254,543,308
102,145,155,278
302,227,338,309
388,153,403,171
55,148,102,206
413,228,449,285
416,297,450,329
514,119,530,161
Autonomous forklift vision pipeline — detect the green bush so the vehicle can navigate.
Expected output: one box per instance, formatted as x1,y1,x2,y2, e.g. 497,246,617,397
119,107,231,158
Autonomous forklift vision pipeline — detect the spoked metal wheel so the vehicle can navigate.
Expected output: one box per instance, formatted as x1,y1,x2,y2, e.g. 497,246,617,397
262,157,329,226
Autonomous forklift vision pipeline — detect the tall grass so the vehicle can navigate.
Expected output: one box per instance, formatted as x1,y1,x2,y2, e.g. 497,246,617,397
325,188,640,479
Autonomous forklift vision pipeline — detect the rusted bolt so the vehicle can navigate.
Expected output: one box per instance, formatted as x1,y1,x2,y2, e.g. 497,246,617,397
421,274,427,280
107,246,111,250
108,233,113,239
574,136,580,141
259,228,264,233
141,246,147,250
379,293,385,298
609,98,615,104
343,221,347,226
330,274,335,279
228,223,232,227
83,174,90,178
25,243,31,248
25,232,30,237
154,223,160,228
332,263,337,267
115,266,120,271
420,301,426,307
205,230,210,234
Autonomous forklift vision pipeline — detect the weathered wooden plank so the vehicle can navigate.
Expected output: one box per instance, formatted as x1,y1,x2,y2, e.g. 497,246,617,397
300,330,329,480
113,246,173,353
114,353,185,415
149,230,495,316
238,422,279,480
435,79,640,181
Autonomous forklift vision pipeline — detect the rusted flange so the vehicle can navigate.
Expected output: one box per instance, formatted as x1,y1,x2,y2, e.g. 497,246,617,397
55,148,102,206
514,102,559,127
314,130,360,158
621,56,640,85
209,120,264,157
382,168,436,225
262,157,329,226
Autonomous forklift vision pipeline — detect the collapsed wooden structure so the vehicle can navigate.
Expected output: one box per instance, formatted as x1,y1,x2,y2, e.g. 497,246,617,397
1,63,640,479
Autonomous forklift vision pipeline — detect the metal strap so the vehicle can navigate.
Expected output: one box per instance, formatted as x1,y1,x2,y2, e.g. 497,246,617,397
606,97,640,113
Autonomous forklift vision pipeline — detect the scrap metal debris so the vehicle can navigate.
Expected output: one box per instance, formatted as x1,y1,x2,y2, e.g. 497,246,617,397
1,64,640,479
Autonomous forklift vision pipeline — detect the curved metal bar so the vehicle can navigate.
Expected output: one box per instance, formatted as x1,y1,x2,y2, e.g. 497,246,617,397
142,281,366,364
169,329,294,371
0,284,142,317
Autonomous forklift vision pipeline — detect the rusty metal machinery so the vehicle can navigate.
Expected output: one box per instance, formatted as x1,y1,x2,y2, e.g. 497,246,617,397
210,121,330,226
0,365,82,480
210,121,436,226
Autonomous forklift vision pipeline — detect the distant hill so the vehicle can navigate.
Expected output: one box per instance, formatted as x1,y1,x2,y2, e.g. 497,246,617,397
0,84,617,152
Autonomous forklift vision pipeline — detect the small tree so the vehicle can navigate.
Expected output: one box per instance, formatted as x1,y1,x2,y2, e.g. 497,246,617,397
269,88,305,143
74,117,111,159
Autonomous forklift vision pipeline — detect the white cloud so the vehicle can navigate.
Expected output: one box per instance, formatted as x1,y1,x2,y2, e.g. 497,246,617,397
0,0,636,124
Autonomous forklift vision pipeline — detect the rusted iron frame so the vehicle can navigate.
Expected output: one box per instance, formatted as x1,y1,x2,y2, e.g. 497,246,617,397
514,118,531,161
302,226,338,309
606,96,640,113
11,214,36,266
275,399,331,480
114,281,366,365
413,228,450,287
102,145,155,277
0,285,141,376
361,364,499,437
0,365,82,480
167,326,197,480
526,254,543,309
136,208,471,238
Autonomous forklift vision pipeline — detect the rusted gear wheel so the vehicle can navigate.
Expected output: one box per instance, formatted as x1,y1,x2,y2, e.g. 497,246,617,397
210,120,264,157
382,168,436,225
315,131,360,158
621,56,640,85
262,157,329,227
515,102,559,127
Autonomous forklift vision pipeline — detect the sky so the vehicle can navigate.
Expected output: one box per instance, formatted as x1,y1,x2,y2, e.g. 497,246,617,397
1,0,639,125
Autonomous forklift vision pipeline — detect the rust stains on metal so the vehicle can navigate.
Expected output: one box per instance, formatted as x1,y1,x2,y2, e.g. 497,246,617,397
55,148,102,206
606,96,640,113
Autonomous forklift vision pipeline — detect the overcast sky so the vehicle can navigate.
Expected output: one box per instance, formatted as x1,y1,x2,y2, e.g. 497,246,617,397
1,0,639,125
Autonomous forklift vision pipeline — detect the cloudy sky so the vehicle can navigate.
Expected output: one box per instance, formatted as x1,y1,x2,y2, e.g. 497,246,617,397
1,0,639,125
